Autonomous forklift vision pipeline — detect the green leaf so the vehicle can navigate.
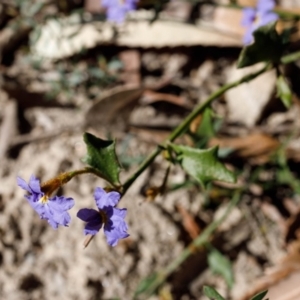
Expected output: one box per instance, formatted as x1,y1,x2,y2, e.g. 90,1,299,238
203,285,226,300
134,272,160,297
237,22,284,68
196,108,215,138
83,132,121,186
208,248,234,289
276,75,292,109
169,144,236,187
250,290,268,300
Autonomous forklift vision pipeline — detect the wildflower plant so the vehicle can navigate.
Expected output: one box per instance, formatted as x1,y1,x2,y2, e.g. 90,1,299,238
17,0,300,298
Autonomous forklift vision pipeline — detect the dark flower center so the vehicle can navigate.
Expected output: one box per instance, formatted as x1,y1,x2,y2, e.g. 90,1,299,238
99,210,108,224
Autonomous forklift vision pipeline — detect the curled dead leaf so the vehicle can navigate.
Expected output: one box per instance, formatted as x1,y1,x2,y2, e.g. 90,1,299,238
85,85,144,130
209,133,280,164
176,204,201,239
240,239,300,300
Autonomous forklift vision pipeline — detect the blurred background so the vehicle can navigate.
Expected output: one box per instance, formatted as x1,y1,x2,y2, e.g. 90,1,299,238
1,0,300,299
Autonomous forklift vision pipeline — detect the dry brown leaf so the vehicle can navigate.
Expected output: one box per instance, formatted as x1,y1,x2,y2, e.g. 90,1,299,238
119,50,141,85
284,207,300,243
129,90,190,130
84,0,105,14
210,7,245,37
0,100,17,160
86,85,144,129
283,198,299,216
225,63,277,127
176,204,201,239
261,202,286,233
140,90,190,108
130,127,170,144
240,240,300,300
286,145,300,162
209,133,279,163
238,0,256,6
162,0,193,21
129,127,193,146
32,13,242,60
189,114,202,134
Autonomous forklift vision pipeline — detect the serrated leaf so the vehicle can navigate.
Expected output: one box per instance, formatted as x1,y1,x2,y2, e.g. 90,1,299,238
169,144,236,187
250,290,268,300
83,132,121,186
208,248,234,289
276,75,292,109
203,285,226,300
237,22,284,68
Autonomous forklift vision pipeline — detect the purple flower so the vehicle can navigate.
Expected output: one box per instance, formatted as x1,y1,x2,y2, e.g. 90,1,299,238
77,187,129,246
241,0,278,45
101,0,138,23
17,175,74,229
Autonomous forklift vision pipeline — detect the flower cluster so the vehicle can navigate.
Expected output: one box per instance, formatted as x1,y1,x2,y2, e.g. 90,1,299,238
101,0,139,23
241,0,278,45
18,175,129,246
17,175,74,229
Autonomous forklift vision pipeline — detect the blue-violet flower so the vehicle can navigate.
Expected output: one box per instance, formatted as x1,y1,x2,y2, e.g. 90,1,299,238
17,175,75,229
77,187,129,246
101,0,138,23
241,0,278,45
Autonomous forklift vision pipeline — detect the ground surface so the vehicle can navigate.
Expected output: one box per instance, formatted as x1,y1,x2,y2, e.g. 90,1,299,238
2,1,300,300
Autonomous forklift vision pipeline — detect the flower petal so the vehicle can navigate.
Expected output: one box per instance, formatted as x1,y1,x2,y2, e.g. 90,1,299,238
241,8,256,26
48,196,75,212
101,0,138,23
104,225,129,246
28,199,46,217
243,27,255,45
257,0,276,12
104,191,120,207
104,208,129,246
47,217,59,229
94,187,106,207
259,12,278,26
42,204,59,229
52,211,71,227
17,176,31,192
84,220,103,235
94,187,120,209
28,175,42,194
77,208,100,222
77,208,103,235
112,207,127,219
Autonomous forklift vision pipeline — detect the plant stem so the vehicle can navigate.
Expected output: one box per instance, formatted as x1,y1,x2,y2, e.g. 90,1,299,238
68,167,105,179
122,46,300,194
122,63,271,194
135,190,241,297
